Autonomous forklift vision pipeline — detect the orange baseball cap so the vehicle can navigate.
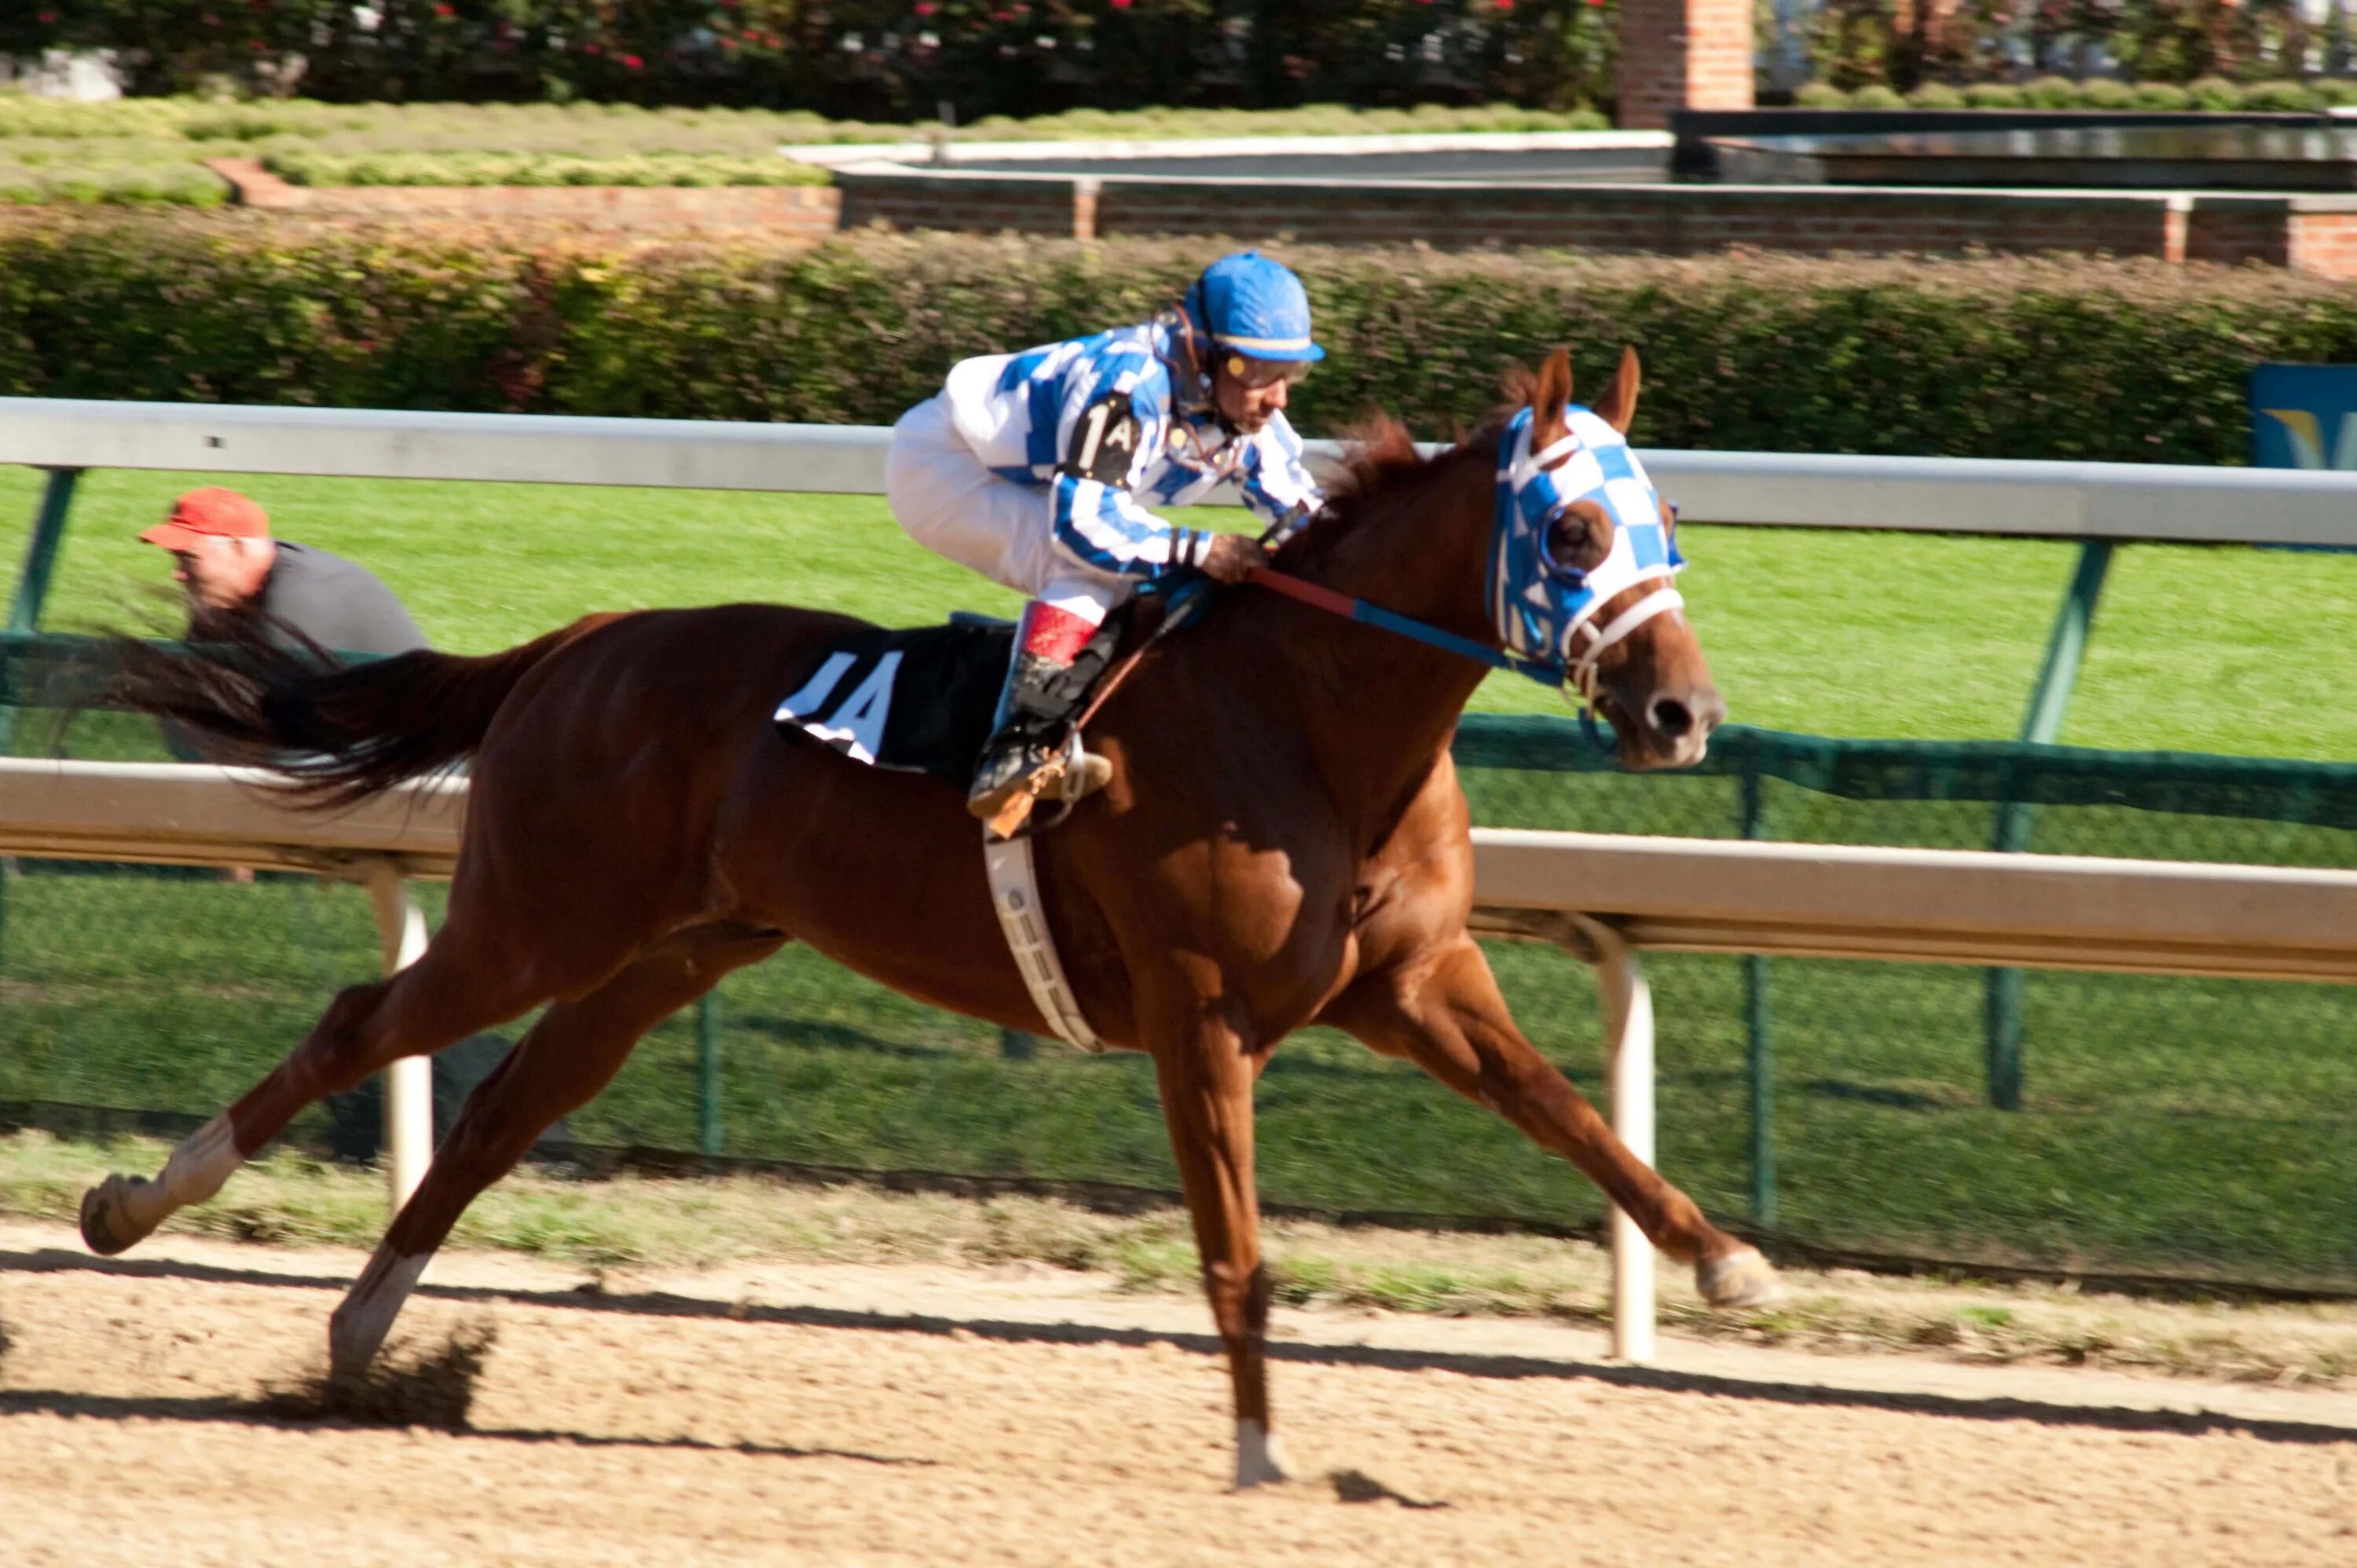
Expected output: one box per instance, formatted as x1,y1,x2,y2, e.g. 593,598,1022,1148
140,487,270,551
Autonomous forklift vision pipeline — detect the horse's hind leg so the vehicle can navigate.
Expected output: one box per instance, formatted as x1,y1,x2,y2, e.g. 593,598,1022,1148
330,923,786,1376
79,925,555,1258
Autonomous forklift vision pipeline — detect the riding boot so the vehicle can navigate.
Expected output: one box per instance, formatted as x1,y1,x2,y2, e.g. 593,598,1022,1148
968,601,1115,821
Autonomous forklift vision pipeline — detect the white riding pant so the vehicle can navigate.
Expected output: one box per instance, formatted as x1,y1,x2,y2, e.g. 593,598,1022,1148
885,393,1127,628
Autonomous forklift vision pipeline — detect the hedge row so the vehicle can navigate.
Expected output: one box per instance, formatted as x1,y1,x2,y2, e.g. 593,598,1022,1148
1,213,2351,464
1794,75,2357,112
262,151,831,189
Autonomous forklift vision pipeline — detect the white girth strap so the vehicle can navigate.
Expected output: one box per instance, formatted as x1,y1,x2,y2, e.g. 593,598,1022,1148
982,830,1106,1053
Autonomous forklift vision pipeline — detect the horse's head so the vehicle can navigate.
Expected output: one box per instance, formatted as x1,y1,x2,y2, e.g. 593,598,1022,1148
1494,347,1724,770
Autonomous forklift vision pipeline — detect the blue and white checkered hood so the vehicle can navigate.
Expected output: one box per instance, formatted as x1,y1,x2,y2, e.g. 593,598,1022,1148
1488,405,1686,680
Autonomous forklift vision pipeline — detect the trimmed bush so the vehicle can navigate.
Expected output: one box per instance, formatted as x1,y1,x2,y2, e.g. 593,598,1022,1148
2022,76,2084,109
2076,78,2139,110
262,150,830,189
0,215,2350,467
2239,79,2326,113
2187,75,2245,112
2130,81,2196,110
1962,83,2029,109
1802,77,2352,113
1906,82,1968,109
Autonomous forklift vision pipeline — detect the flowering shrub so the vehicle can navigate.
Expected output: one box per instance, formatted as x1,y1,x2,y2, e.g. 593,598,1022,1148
11,2,1617,119
1808,0,2357,93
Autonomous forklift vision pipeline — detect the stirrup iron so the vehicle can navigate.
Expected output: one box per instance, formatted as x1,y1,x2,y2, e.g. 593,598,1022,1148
984,731,1109,841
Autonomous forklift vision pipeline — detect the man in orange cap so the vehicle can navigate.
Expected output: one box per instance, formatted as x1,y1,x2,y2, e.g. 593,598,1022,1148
141,486,427,657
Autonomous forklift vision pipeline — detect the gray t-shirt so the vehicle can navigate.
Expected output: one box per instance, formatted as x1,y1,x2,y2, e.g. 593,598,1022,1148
161,541,426,760
252,540,428,657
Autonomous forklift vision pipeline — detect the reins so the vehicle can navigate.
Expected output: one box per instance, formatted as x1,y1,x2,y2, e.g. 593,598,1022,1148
1244,566,1558,683
1070,562,1611,755
1242,566,1619,749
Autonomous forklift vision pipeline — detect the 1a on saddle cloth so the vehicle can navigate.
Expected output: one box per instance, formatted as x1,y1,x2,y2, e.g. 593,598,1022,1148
885,250,1326,826
83,339,1777,1493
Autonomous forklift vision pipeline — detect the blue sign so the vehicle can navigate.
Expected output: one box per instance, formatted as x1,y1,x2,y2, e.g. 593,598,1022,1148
2252,363,2357,471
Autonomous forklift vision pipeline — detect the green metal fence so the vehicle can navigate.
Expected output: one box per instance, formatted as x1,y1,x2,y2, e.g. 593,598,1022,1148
6,699,2355,1293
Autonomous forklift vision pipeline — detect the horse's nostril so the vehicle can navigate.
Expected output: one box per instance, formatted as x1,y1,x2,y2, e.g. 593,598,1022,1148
1650,698,1694,738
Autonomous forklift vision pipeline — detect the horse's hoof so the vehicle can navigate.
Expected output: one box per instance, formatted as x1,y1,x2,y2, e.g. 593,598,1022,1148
1231,1419,1293,1491
79,1174,152,1257
1697,1245,1783,1310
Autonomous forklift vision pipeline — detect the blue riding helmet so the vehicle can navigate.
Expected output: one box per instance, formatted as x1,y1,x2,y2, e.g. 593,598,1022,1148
1182,251,1325,363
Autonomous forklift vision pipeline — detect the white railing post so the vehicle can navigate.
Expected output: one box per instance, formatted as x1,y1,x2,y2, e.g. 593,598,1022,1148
360,859,432,1213
1567,912,1657,1364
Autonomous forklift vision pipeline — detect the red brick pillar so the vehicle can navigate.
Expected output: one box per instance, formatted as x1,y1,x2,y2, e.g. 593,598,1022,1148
1617,0,1755,130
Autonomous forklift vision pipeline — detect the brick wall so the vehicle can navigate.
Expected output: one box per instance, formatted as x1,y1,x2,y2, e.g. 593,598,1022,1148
2286,207,2357,280
215,155,2355,280
208,159,841,235
1618,0,1755,131
835,169,2357,273
1082,178,2190,262
835,173,1080,237
2183,200,2293,268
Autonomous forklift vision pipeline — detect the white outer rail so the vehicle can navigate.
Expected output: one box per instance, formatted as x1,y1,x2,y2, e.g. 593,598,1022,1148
10,759,2357,1362
6,397,2357,544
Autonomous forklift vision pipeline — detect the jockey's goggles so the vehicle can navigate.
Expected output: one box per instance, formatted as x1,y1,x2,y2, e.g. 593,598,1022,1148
1221,352,1313,389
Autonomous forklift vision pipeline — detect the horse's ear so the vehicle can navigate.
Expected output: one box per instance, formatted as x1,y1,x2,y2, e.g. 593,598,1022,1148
1591,346,1641,435
1531,347,1573,447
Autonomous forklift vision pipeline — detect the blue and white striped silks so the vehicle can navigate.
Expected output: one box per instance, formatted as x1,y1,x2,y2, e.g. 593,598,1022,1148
939,321,1322,581
1487,405,1688,697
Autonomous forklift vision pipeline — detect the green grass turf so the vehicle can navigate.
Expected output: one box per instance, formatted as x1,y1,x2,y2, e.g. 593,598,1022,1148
5,463,2356,1287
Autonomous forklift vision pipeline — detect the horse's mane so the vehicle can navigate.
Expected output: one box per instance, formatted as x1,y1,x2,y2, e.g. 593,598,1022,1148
1272,410,1510,577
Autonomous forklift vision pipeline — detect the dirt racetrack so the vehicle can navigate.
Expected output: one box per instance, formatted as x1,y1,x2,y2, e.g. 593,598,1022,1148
4,1221,2355,1567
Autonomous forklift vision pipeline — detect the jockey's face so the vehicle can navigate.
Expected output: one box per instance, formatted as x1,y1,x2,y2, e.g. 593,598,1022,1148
1213,353,1307,435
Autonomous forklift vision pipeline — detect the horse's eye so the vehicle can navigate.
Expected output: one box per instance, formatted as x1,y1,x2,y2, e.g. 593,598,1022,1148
1545,500,1611,577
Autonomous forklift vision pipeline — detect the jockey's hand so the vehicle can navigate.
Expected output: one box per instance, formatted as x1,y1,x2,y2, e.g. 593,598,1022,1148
1197,533,1268,585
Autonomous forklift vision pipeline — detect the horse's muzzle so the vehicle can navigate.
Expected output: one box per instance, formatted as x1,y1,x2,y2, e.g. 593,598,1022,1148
1614,682,1725,771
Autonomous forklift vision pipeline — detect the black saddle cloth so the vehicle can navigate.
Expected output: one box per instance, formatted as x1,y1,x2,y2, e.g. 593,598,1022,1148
772,620,1013,782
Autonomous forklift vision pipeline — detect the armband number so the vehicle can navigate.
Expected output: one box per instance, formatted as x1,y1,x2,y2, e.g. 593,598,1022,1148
1063,391,1141,485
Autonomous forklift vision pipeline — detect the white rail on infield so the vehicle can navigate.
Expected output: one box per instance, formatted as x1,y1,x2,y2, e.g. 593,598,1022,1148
9,757,2357,1361
6,397,2357,545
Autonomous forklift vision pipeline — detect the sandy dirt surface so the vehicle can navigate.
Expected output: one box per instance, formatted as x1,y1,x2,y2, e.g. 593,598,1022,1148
3,1220,2355,1567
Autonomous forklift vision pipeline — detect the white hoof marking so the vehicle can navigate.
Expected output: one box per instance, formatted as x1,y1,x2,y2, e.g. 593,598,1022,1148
330,1247,431,1377
1233,1418,1293,1490
1697,1245,1783,1309
84,1115,240,1252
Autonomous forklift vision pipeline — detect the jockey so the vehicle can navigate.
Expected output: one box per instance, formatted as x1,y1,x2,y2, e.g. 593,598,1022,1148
885,250,1327,820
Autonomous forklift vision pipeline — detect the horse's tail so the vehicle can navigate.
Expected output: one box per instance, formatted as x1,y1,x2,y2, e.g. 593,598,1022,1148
108,607,616,808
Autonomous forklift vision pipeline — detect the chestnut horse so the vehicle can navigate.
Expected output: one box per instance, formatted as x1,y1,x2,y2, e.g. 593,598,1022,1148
83,348,1778,1488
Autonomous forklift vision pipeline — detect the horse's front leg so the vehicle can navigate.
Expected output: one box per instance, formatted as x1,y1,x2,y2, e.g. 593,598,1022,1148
1325,935,1779,1306
1142,972,1288,1490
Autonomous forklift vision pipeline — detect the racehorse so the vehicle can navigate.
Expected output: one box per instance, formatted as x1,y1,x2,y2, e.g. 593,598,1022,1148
82,347,1780,1489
